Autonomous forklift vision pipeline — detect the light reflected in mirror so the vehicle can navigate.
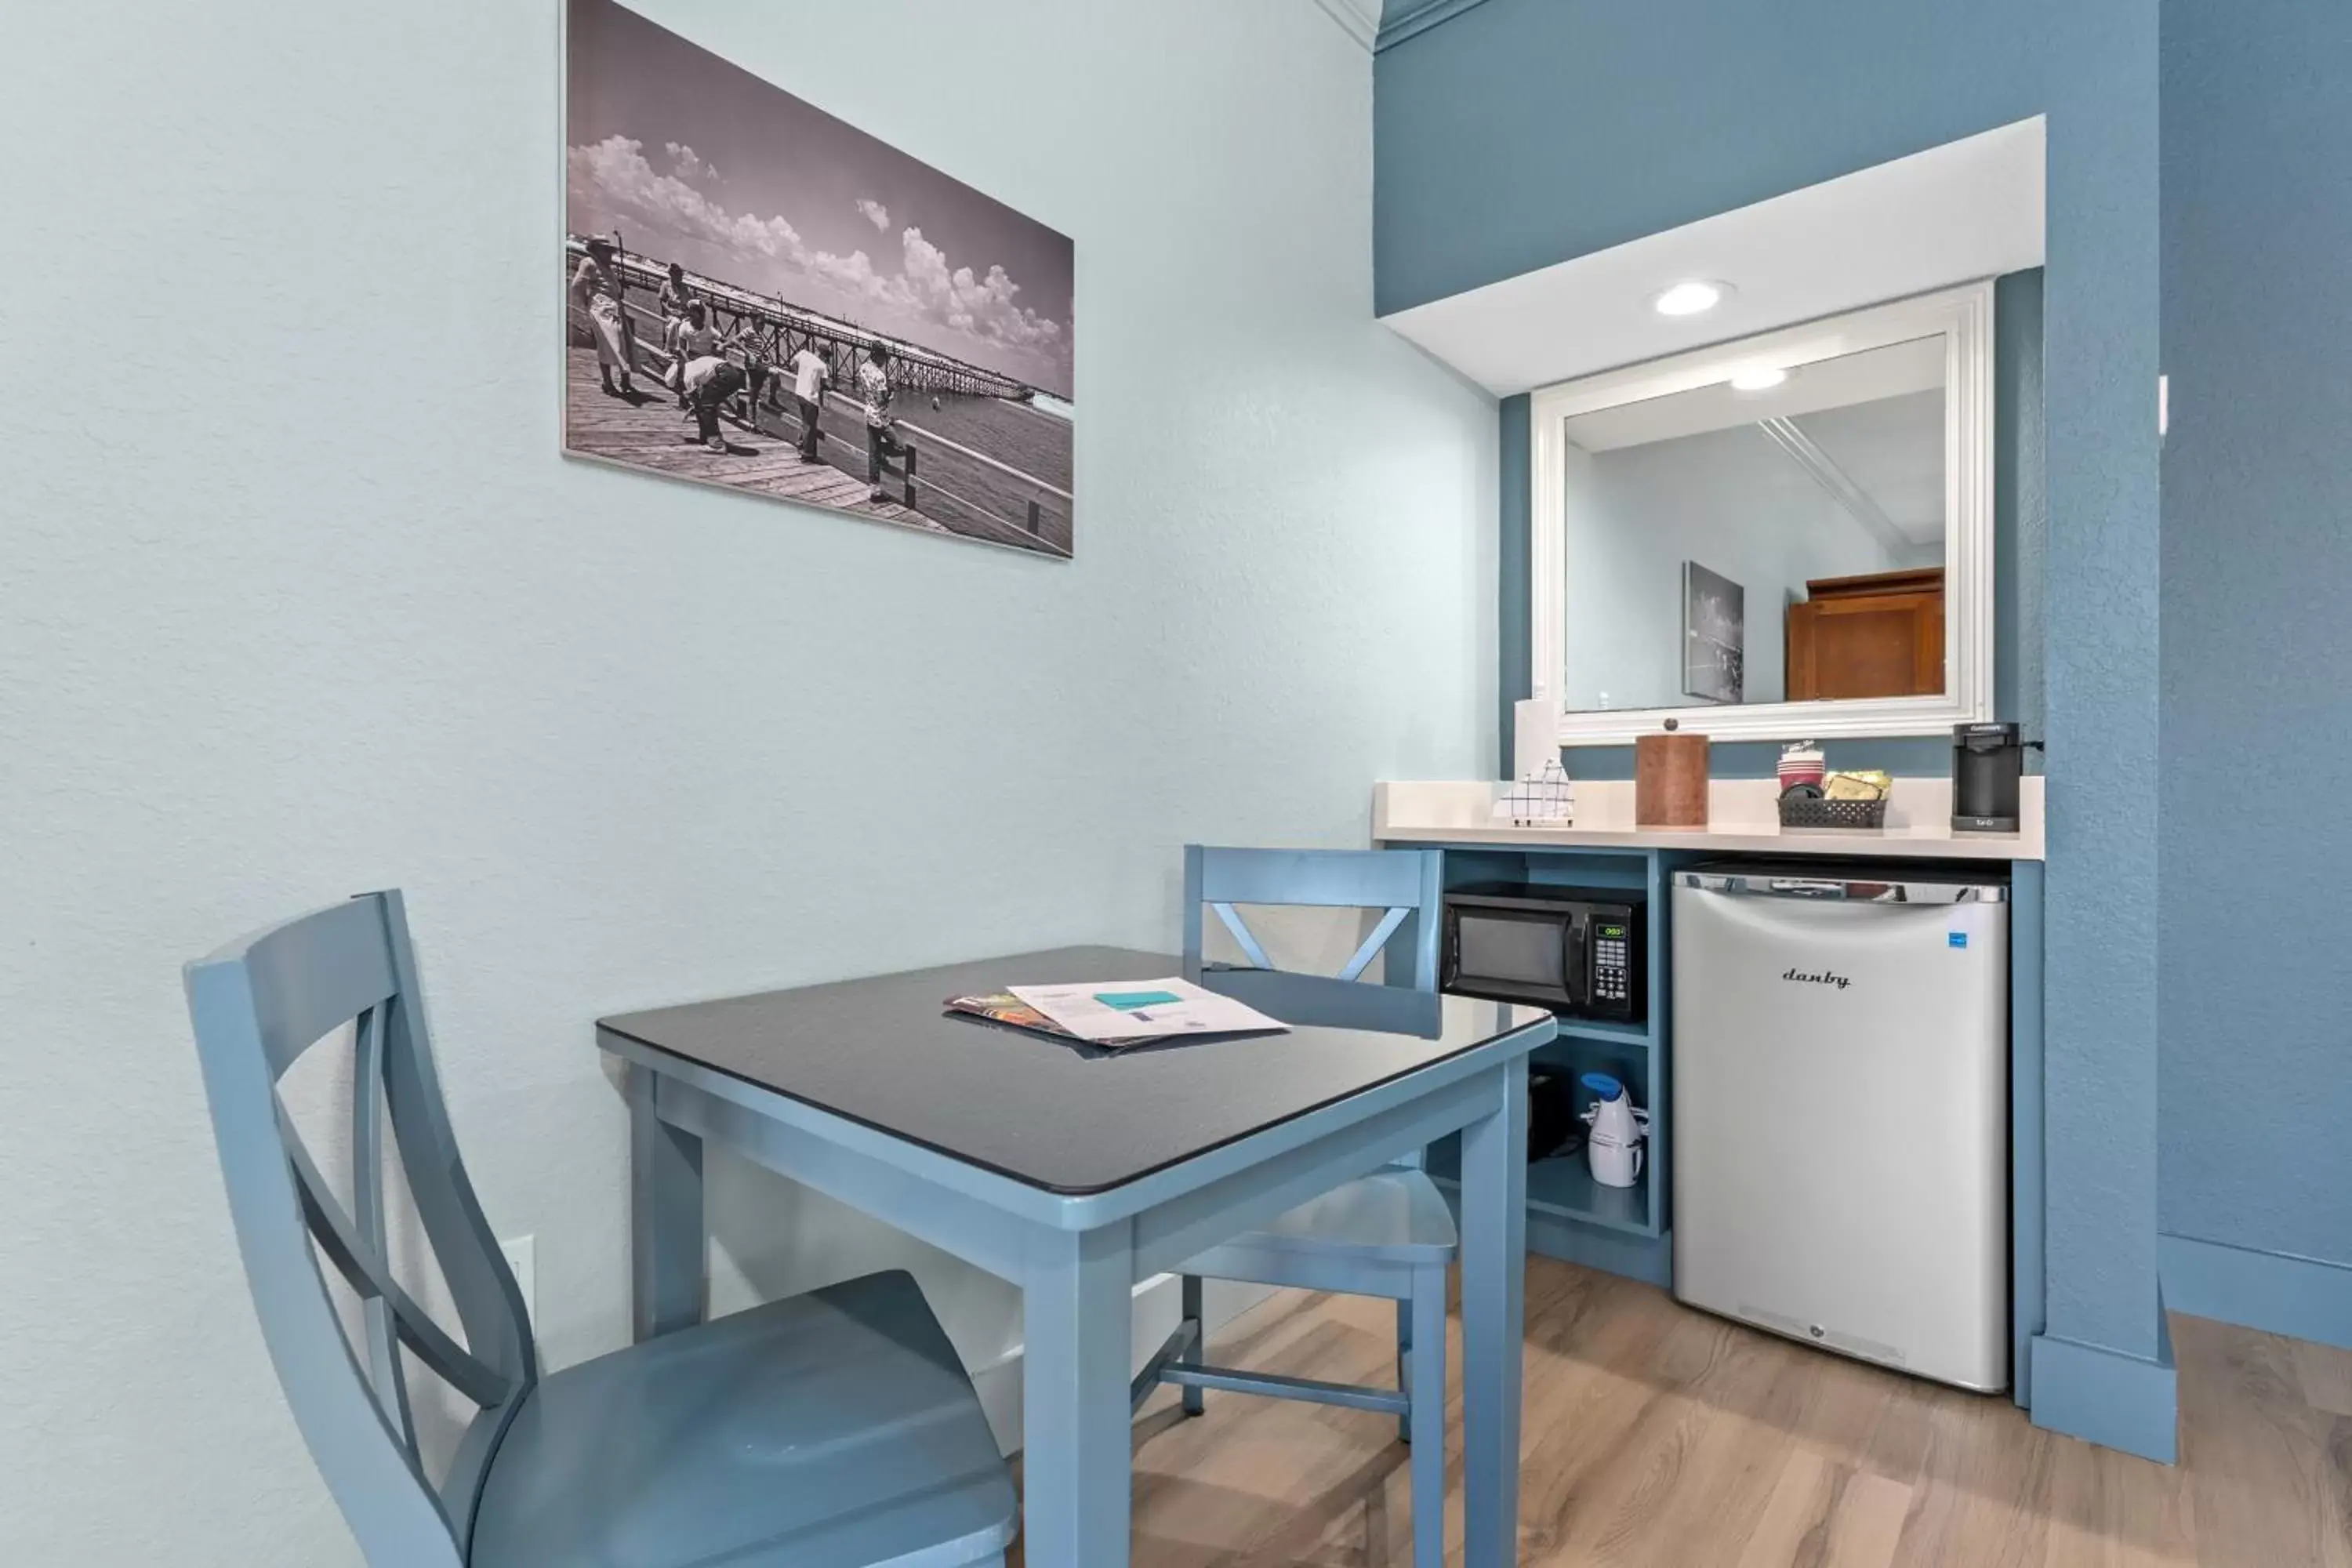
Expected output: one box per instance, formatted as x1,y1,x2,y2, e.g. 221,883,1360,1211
1559,336,1947,713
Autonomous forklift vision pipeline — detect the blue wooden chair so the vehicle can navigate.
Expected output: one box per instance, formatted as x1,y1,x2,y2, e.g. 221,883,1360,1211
1142,845,1454,1568
183,891,1017,1568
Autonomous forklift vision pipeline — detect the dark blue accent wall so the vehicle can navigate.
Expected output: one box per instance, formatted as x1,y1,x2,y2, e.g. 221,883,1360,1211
2160,2,2352,1271
1995,270,2046,747
1377,0,2165,1373
1380,2,2045,318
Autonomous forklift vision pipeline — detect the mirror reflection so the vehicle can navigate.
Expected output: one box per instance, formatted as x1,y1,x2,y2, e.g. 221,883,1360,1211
1559,336,1947,713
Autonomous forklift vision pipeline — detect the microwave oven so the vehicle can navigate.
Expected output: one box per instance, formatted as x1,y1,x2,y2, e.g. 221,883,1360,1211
1440,883,1646,1021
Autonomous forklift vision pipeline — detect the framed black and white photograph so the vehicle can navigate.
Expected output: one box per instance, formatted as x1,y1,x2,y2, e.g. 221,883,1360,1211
1682,560,1745,703
563,0,1075,557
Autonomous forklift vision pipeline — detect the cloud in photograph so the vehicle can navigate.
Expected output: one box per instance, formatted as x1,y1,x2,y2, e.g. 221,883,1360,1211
568,134,1071,390
899,227,1062,356
663,140,715,181
575,134,800,262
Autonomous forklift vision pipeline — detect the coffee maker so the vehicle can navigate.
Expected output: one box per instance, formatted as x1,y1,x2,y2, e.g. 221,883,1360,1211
1951,722,2026,832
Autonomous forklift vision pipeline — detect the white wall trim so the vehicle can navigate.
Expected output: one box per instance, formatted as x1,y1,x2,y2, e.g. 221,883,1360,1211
1532,281,1998,745
1305,0,1505,56
1377,0,1501,51
1308,0,1382,51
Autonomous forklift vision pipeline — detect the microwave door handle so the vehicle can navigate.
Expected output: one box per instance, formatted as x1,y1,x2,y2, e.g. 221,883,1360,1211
1563,917,1587,1004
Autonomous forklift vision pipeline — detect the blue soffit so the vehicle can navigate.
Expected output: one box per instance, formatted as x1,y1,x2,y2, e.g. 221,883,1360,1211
1377,0,1500,52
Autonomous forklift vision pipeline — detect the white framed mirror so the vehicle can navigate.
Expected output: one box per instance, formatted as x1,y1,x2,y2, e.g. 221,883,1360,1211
1532,281,1994,744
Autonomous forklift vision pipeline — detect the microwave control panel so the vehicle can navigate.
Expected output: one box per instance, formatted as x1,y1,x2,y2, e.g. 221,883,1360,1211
1593,920,1632,1004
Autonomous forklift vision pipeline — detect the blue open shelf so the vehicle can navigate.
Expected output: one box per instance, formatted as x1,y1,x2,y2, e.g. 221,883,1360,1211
1552,1015,1652,1050
1425,1142,1656,1237
1403,839,1689,1280
1526,1155,1650,1233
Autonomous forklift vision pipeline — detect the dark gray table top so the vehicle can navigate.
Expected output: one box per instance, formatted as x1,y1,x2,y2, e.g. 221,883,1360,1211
597,946,1551,1196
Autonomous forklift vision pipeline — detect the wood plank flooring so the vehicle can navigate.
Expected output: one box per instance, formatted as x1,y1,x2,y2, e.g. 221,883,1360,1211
562,348,936,529
1011,1257,2352,1566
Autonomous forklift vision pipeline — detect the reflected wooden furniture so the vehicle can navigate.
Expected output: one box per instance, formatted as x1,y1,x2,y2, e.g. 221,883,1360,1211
1785,566,1946,700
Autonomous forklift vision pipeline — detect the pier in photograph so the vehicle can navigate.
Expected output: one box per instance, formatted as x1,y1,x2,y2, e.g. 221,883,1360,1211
564,241,1073,558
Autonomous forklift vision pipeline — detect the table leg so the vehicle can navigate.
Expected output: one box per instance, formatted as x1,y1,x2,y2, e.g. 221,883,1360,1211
1457,1061,1528,1567
1022,1220,1134,1568
629,1064,707,1342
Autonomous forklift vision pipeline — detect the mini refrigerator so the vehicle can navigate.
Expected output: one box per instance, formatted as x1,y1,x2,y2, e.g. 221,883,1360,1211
1671,861,2009,1391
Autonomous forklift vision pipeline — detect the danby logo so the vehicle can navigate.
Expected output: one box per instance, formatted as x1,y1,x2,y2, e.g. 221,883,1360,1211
1783,967,1851,990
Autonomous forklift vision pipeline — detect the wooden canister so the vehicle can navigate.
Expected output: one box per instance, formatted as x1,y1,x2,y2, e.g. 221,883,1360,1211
1635,730,1710,826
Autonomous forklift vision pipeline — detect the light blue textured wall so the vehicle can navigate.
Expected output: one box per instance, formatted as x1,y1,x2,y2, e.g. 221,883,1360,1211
0,2,1495,1561
1380,0,2164,1367
2159,1,2352,1269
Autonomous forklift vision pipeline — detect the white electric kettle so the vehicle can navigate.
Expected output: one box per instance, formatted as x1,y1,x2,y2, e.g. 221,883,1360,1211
1581,1072,1649,1189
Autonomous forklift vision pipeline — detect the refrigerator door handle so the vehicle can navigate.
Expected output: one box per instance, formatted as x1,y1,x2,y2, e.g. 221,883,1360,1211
1770,877,1877,900
1678,871,2006,905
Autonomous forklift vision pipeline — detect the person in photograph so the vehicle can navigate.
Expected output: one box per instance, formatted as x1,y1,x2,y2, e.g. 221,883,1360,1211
569,238,633,398
658,261,694,328
858,343,898,502
680,353,747,454
789,343,830,463
668,301,721,408
725,318,779,421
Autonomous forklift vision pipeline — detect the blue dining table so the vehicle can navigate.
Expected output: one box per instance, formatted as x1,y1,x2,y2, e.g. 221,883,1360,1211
596,946,1554,1567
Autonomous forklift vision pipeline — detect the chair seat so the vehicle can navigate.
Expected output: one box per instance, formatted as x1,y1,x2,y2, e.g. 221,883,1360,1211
470,1269,1015,1568
1178,1167,1457,1284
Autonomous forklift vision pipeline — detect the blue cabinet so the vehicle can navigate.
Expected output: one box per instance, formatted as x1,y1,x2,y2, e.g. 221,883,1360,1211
1410,844,1686,1287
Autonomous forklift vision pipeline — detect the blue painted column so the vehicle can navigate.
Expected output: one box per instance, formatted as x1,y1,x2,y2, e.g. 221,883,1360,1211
2030,2,2176,1461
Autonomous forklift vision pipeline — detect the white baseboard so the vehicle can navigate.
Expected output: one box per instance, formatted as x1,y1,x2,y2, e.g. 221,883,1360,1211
969,1273,1277,1456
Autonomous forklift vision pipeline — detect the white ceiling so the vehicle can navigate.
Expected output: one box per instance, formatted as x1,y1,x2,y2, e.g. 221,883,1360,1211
1799,392,1947,543
1579,387,1947,552
1562,336,1945,452
1379,116,2045,397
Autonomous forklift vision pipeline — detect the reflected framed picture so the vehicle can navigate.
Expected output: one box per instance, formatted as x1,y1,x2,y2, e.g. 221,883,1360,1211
1682,561,1744,704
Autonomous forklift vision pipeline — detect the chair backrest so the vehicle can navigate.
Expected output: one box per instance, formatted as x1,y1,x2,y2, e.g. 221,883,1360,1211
1181,846,1446,991
184,891,534,1568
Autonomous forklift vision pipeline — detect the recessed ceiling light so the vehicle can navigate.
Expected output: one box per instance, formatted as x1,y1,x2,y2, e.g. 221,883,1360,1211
1653,279,1730,317
1730,366,1789,391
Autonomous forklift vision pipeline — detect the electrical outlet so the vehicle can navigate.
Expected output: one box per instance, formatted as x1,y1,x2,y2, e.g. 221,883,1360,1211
499,1236,535,1330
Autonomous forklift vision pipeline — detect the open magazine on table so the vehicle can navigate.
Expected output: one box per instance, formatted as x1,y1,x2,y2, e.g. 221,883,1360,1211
943,976,1288,1049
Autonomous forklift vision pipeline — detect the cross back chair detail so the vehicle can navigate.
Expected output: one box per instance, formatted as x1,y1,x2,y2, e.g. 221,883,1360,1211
185,891,1016,1568
1181,846,1444,989
1148,845,1455,1568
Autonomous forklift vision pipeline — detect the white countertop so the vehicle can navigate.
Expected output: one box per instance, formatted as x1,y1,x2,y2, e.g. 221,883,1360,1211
1374,776,2043,861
